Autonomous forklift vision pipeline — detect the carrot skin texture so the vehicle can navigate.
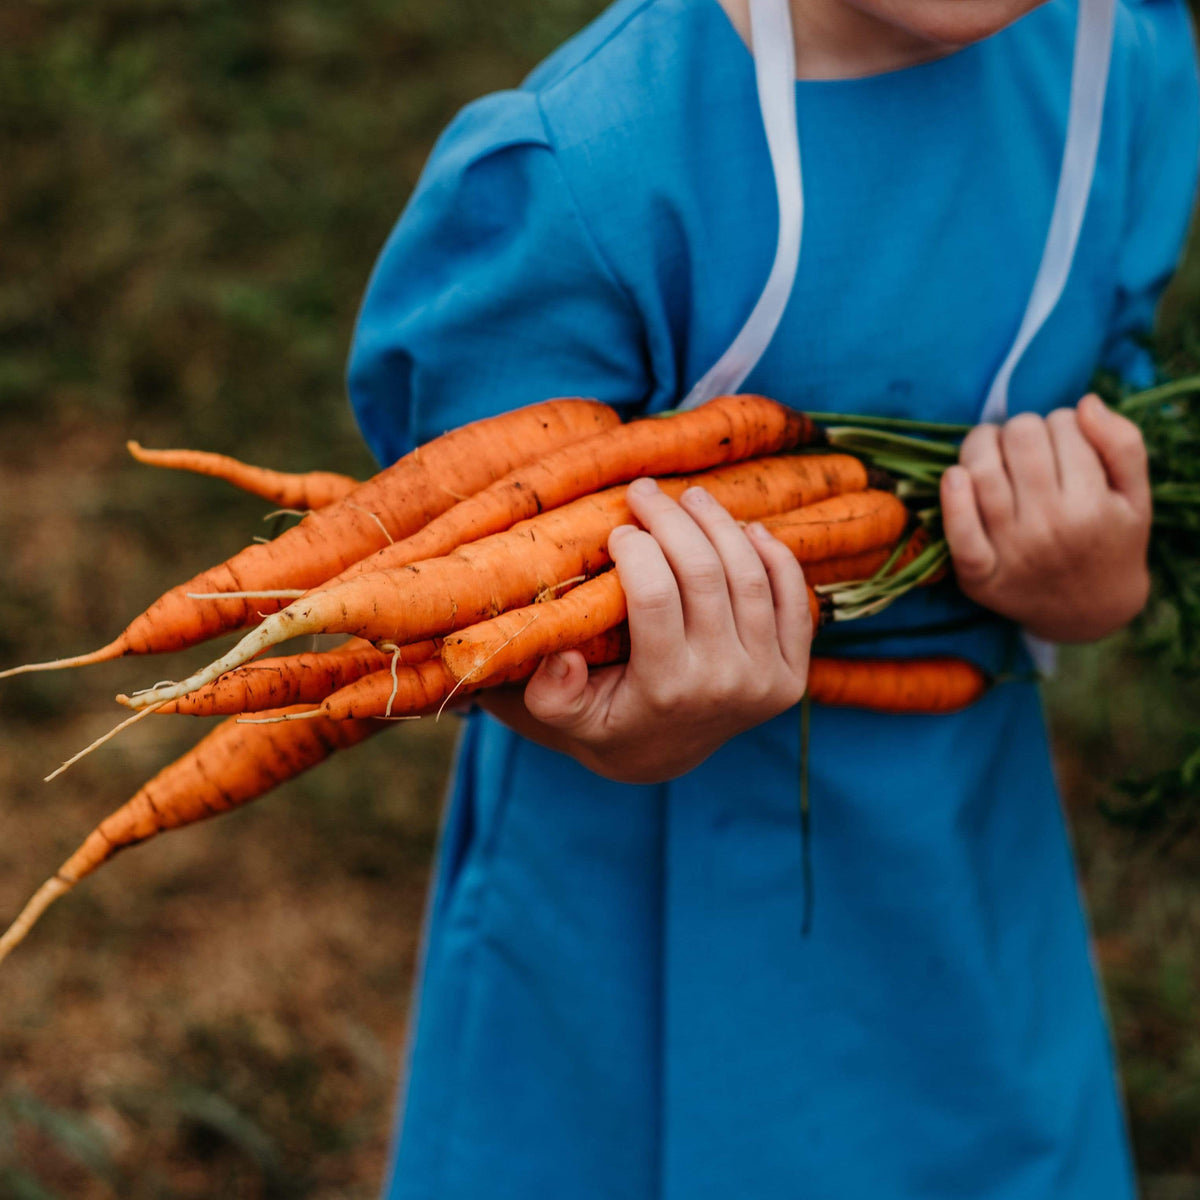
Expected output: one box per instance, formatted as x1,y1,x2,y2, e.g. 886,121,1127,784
311,627,632,720
127,455,869,708
127,639,439,716
3,399,619,678
441,569,823,684
333,395,819,584
127,441,360,510
758,491,910,562
801,526,932,587
806,656,989,713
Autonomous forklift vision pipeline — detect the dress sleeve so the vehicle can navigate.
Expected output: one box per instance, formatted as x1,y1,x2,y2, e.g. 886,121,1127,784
346,90,650,467
1100,0,1200,386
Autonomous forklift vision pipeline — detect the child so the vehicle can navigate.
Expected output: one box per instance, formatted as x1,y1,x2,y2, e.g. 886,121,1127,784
347,0,1200,1195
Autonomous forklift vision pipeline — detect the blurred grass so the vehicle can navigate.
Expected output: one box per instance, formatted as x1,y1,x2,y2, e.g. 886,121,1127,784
1,0,1199,1194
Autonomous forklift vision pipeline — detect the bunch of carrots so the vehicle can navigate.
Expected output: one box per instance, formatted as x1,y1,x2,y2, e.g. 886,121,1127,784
5,381,1194,961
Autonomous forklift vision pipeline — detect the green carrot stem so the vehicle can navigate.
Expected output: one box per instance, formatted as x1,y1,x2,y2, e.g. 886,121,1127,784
806,411,972,437
1117,373,1200,415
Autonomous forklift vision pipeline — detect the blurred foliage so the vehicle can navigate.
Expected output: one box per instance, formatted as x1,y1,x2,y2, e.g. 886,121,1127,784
1,0,1199,1195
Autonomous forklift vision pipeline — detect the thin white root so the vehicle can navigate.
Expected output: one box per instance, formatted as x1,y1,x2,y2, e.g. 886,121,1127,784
0,877,72,966
125,608,309,709
345,503,393,545
262,509,307,521
237,712,312,724
0,645,121,680
385,646,402,717
436,612,541,720
186,590,306,600
45,703,165,782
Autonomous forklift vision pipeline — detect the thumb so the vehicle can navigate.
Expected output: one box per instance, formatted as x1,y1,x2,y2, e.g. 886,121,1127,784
522,651,598,730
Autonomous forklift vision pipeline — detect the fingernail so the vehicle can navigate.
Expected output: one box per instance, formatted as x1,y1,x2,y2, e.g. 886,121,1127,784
944,466,966,490
543,654,569,679
682,486,712,507
746,521,767,538
628,477,658,497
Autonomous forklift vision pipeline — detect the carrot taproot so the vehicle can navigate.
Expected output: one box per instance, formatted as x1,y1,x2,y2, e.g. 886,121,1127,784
440,567,826,684
806,655,989,713
126,441,360,510
0,707,386,965
328,394,823,584
279,627,632,722
0,398,619,680
114,638,440,716
124,455,875,709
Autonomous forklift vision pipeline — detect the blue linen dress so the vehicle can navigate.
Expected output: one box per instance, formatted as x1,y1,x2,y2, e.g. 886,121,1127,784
347,1,1200,1196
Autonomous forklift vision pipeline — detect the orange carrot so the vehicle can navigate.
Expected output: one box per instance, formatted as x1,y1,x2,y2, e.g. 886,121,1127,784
115,638,439,716
802,526,932,587
1,399,619,679
441,568,825,684
125,455,872,709
0,707,385,965
127,441,360,509
759,491,909,562
330,394,823,584
806,655,989,713
286,627,632,721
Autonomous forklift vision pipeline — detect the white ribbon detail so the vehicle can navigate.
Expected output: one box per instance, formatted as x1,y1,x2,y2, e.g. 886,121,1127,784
679,0,802,409
980,0,1117,424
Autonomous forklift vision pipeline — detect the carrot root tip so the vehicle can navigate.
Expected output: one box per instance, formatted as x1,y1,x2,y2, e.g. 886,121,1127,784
0,877,72,966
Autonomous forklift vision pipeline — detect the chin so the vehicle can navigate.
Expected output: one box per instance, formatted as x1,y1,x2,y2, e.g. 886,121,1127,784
853,0,1051,48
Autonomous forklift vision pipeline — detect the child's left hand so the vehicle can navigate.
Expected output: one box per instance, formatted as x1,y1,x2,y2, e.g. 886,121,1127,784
940,393,1152,643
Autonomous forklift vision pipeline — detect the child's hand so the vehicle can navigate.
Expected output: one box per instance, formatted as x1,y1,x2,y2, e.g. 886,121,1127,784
475,478,812,784
940,394,1152,643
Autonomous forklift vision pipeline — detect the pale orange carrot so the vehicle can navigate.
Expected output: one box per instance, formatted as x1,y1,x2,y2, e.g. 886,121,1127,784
127,441,360,509
1,398,619,680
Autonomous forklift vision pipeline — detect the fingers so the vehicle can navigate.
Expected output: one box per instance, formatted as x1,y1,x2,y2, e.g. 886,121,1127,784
941,465,997,587
609,521,687,670
679,487,777,652
746,522,811,675
958,424,1015,536
625,479,738,643
1045,406,1108,496
999,413,1059,514
1075,393,1152,516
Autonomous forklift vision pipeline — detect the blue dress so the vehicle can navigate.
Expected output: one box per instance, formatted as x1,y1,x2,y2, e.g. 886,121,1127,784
348,1,1200,1196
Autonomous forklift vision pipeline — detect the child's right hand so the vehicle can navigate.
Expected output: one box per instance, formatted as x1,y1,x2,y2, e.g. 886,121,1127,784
475,478,813,784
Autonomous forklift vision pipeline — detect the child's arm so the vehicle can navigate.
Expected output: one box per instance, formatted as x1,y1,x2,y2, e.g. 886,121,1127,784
478,478,812,784
939,393,1151,643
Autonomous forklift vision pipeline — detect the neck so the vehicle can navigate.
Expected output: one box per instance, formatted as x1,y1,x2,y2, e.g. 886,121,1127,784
718,0,958,80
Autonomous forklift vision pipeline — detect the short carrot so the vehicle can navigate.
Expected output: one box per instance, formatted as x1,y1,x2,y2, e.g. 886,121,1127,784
0,707,386,965
0,398,619,679
124,456,874,709
126,441,360,510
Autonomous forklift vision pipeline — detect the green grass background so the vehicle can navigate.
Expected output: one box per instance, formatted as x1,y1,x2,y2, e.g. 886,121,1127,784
1,1,1199,1195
